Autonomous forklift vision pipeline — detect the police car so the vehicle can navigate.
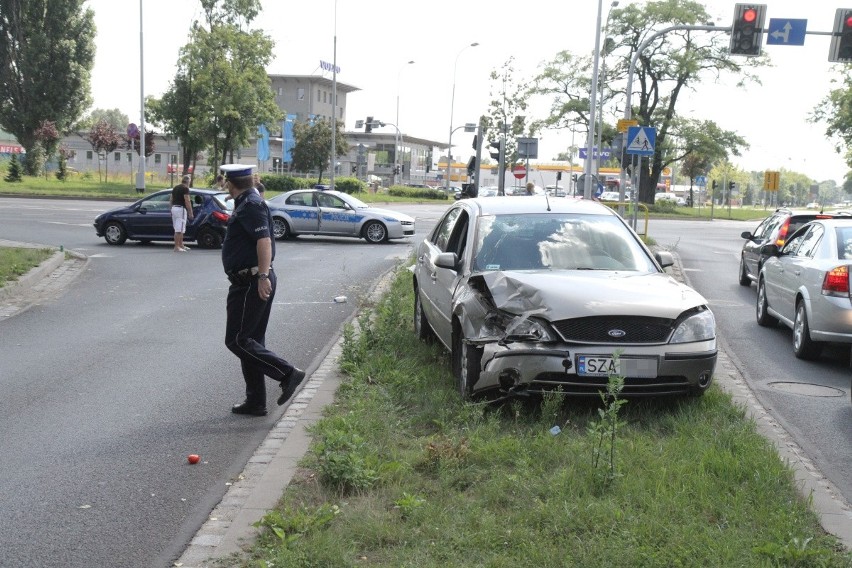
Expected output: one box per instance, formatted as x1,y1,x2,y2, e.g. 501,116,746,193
266,189,415,243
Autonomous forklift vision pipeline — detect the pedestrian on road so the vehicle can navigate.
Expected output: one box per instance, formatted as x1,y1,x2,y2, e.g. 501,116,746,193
253,173,266,198
213,174,225,190
220,164,305,417
525,182,535,195
171,175,194,252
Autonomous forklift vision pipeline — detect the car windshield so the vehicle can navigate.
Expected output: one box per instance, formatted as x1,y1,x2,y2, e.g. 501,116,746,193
213,192,234,212
471,213,657,272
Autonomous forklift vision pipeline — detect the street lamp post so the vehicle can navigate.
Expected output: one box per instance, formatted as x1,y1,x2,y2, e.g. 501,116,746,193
596,1,619,188
583,0,604,199
395,60,414,186
446,42,479,192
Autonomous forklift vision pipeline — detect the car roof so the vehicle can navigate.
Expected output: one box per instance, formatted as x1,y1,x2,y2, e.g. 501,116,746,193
460,196,616,217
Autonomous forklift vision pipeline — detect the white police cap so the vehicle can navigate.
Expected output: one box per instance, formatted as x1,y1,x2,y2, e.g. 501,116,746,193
220,164,256,179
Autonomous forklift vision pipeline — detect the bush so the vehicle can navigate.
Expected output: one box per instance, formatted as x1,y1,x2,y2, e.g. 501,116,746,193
387,185,449,200
331,177,367,194
4,154,22,182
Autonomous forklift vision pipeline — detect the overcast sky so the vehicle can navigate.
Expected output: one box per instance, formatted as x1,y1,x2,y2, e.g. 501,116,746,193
85,0,848,183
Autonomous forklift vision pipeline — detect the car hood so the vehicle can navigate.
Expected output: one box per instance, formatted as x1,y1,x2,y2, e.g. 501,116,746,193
356,206,413,222
471,270,708,321
96,204,136,219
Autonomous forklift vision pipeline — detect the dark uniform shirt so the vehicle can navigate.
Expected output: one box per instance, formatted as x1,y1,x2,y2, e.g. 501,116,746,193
221,190,275,274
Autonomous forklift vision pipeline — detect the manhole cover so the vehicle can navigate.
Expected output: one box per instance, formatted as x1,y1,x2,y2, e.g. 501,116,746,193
767,382,846,397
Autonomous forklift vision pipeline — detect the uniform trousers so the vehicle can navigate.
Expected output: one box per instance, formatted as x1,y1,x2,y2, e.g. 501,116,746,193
224,270,295,407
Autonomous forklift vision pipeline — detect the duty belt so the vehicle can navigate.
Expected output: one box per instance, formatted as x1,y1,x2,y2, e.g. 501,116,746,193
226,266,272,285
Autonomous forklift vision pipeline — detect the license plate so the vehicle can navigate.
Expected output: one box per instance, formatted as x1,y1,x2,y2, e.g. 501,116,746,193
576,355,658,378
577,356,620,377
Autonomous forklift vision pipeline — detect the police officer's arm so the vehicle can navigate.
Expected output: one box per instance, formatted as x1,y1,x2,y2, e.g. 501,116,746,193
256,237,273,299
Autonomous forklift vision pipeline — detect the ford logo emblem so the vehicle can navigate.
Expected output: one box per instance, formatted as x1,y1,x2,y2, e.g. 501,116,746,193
608,329,626,338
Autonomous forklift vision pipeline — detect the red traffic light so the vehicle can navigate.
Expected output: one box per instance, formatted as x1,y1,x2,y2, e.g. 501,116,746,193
846,14,852,29
742,8,757,23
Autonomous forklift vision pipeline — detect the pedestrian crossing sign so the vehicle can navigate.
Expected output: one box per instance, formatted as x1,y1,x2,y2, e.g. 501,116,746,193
626,126,656,156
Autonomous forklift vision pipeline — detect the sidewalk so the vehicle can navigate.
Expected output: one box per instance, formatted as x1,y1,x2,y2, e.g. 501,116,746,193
2,241,850,566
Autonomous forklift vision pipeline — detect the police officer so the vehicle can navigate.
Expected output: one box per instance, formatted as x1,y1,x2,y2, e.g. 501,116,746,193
220,164,305,416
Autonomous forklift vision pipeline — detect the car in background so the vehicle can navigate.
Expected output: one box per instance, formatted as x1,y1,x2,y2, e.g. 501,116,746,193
756,218,852,360
599,191,622,202
739,208,850,287
478,186,499,197
806,202,821,210
412,196,718,400
266,189,415,243
93,189,232,248
654,192,685,206
545,185,567,197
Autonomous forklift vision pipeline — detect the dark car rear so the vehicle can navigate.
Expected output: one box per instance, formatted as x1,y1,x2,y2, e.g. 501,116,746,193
739,208,850,286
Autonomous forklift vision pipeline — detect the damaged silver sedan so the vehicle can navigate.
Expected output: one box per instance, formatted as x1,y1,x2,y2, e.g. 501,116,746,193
412,196,717,400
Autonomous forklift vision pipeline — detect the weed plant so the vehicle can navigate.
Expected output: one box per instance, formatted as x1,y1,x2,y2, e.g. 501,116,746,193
243,265,851,567
0,247,53,287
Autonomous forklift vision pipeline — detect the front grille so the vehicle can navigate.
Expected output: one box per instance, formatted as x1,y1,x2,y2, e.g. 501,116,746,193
532,373,691,396
552,316,673,344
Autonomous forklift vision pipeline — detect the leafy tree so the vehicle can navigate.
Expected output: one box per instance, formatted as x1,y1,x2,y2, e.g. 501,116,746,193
811,69,852,178
150,0,281,172
527,0,766,203
4,153,21,182
673,118,747,205
85,120,120,182
291,117,349,183
55,145,74,181
0,0,95,175
74,108,130,132
482,58,531,188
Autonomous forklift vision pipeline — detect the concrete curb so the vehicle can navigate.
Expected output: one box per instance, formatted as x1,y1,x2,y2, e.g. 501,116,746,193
0,247,65,301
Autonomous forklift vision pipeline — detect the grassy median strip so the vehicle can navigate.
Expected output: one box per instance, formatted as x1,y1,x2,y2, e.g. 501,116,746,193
237,265,851,568
0,247,54,288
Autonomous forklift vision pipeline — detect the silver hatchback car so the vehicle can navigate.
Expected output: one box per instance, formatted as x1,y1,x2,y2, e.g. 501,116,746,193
412,196,718,400
757,218,852,359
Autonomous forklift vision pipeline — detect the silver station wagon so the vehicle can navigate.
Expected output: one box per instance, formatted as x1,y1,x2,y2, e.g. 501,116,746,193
412,196,718,400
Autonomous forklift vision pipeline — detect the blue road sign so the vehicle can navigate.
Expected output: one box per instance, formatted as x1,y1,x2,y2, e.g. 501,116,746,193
767,18,807,46
579,147,612,160
625,126,656,156
696,175,706,186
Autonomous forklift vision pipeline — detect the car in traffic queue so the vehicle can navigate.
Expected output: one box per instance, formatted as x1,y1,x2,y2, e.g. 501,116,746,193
739,208,850,287
93,188,233,248
756,218,852,361
265,188,415,243
412,196,718,400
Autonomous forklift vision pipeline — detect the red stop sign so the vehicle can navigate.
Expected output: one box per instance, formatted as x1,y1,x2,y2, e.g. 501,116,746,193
512,164,526,179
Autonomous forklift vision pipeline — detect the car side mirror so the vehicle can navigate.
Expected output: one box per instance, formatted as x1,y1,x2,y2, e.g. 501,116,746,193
435,252,458,270
760,244,780,257
655,250,674,269
740,231,753,240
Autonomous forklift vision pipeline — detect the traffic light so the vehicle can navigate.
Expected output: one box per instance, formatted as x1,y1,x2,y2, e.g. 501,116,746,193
729,4,766,57
466,156,476,177
556,172,562,181
728,181,736,191
365,116,373,133
489,140,501,160
712,180,718,190
471,135,478,150
829,9,852,62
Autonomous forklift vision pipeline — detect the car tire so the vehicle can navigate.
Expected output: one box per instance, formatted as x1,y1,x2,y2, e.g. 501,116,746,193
453,322,480,400
363,220,388,243
413,286,434,342
103,221,127,245
196,226,223,249
756,280,778,327
272,217,291,240
738,257,751,286
793,301,823,360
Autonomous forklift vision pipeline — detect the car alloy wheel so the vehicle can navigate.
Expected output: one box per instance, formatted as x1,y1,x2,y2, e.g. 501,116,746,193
196,227,222,249
103,221,127,245
272,217,290,240
363,220,388,243
738,257,750,286
793,301,822,360
756,280,777,327
413,288,433,342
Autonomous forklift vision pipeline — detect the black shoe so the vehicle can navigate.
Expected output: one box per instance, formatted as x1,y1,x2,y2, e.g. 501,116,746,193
231,401,268,416
277,368,306,406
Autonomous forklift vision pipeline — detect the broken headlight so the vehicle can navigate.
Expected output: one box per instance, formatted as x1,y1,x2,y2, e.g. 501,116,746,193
670,308,716,344
484,311,557,343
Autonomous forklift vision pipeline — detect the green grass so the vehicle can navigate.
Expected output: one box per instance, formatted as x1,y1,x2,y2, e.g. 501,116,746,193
234,265,852,568
0,247,54,288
